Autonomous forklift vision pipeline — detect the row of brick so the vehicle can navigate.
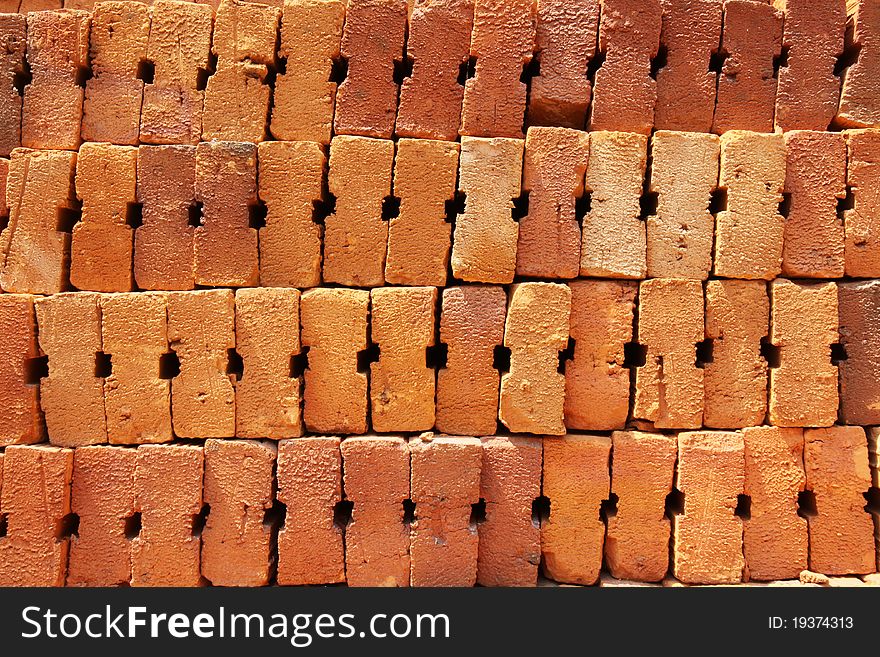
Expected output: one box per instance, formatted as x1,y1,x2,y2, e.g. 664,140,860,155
0,427,876,586
1,0,879,154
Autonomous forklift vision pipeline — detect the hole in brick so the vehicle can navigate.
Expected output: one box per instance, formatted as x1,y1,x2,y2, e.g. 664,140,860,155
0,513,7,539
0,212,7,234
426,342,448,370
575,191,592,225
196,52,218,91
333,500,353,530
312,194,336,225
75,65,92,88
772,46,790,78
393,56,414,85
531,495,550,527
664,488,685,519
760,337,781,369
600,492,619,522
520,55,540,84
263,499,287,530
837,187,855,219
834,39,861,78
734,494,751,520
557,336,575,374
493,345,511,373
695,338,714,368
709,48,729,74
329,55,348,84
136,59,155,84
56,204,82,233
56,512,79,541
831,343,848,365
124,512,142,540
638,191,659,220
125,202,143,229
94,351,112,378
158,351,181,379
381,195,401,221
623,341,647,369
191,503,210,538
274,56,288,77
188,201,203,228
797,490,818,519
586,50,606,84
290,347,309,378
444,191,466,225
248,201,267,230
511,191,529,222
356,343,380,374
778,192,792,218
649,44,668,80
402,499,416,524
226,348,244,381
469,498,487,526
863,487,880,515
24,355,49,385
457,56,477,86
709,188,728,215
13,62,31,97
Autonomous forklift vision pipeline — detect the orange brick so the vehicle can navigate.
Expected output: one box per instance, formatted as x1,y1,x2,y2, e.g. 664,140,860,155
517,127,588,279
0,148,77,294
270,0,344,143
0,445,73,586
70,143,137,292
451,136,523,283
35,293,107,447
769,279,838,427
139,1,212,145
81,2,150,144
838,281,880,425
0,294,43,446
333,0,407,138
499,282,570,435
837,0,880,128
395,0,474,140
460,0,535,138
301,288,369,434
435,285,506,436
843,129,880,277
606,430,676,582
713,131,785,279
323,136,393,286
276,437,345,585
673,431,745,585
634,279,704,429
478,436,541,586
166,290,236,438
385,138,458,286
341,436,410,587
132,444,203,587
580,131,648,278
646,130,720,280
256,141,324,288
133,145,196,291
541,435,609,585
564,280,635,431
704,280,768,429
0,14,25,157
68,445,136,586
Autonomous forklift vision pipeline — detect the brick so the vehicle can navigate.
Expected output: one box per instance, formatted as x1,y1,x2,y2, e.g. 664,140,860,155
805,426,875,575
235,288,302,439
166,290,236,438
133,145,196,291
70,143,137,292
300,288,369,434
460,0,535,138
713,131,785,279
341,436,410,587
704,280,768,429
139,1,212,145
435,285,506,436
409,434,481,586
68,446,136,586
0,14,25,157
194,141,259,287
323,136,393,286
478,436,541,586
646,130,719,280
769,279,838,427
35,293,107,447
526,0,598,129
395,0,474,140
499,282,570,435
634,279,704,429
580,131,648,278
673,431,744,585
843,129,880,277
81,2,150,144
838,281,880,425
256,141,323,288
782,131,847,278
541,435,609,585
385,138,457,286
451,136,523,282
276,437,345,585
605,431,676,582
333,0,407,138
837,0,880,128
654,0,723,132
0,148,77,294
370,287,437,432
132,444,203,587
0,294,43,446
517,127,588,279
0,445,73,586
270,0,344,143
564,280,635,431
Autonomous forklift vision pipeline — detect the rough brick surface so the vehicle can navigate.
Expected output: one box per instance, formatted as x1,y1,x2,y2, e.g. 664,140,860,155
0,14,25,156
277,437,345,585
499,282,571,435
837,0,880,128
838,281,880,425
843,129,880,277
673,431,745,585
564,280,636,431
605,431,676,582
0,294,43,446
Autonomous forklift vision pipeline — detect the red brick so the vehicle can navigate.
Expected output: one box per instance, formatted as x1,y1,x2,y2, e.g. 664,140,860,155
166,290,236,438
843,129,880,277
341,436,410,587
68,445,136,586
409,434,481,587
606,431,676,582
435,285,506,436
0,445,73,586
673,431,745,585
276,437,345,585
838,281,880,425
301,288,369,434
0,14,25,157
837,0,880,128
499,282,570,435
70,143,137,292
0,294,43,446
564,280,635,431
478,436,541,586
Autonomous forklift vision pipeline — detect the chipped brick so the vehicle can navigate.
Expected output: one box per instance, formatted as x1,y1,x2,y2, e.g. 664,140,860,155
0,294,43,446
837,0,880,128
843,129,880,277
